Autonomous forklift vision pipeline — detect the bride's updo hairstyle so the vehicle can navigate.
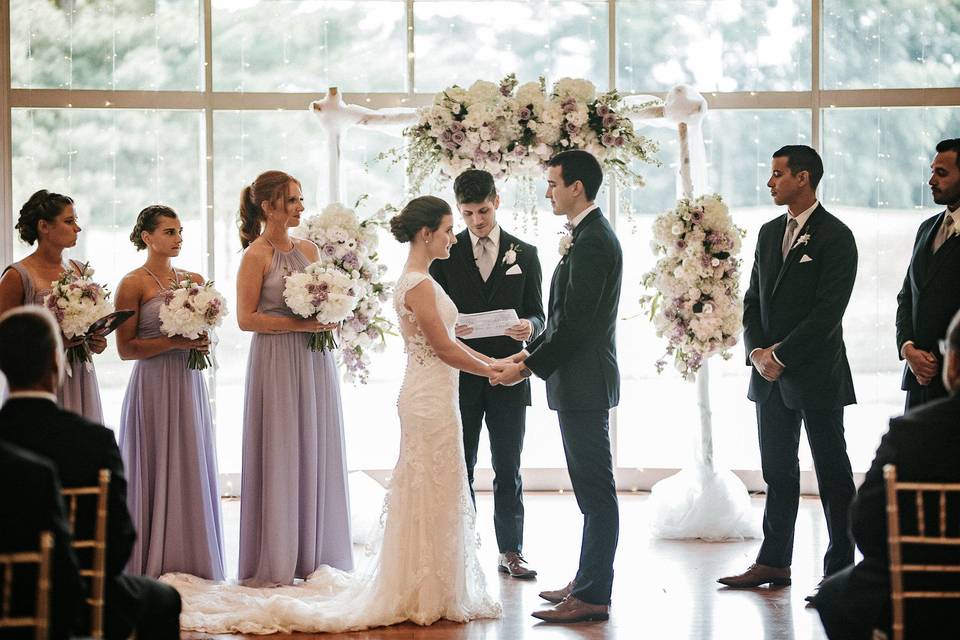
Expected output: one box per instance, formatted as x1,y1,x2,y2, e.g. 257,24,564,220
16,189,75,245
238,170,301,249
389,196,451,243
130,204,178,250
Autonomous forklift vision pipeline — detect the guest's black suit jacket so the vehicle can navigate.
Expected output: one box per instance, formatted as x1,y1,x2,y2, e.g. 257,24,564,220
0,441,83,640
525,209,622,410
430,227,545,406
895,211,960,398
0,398,136,582
743,204,857,410
843,393,960,635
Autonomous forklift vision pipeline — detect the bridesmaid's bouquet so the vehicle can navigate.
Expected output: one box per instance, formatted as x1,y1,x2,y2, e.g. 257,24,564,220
297,199,395,382
43,262,114,368
283,263,359,353
157,279,228,370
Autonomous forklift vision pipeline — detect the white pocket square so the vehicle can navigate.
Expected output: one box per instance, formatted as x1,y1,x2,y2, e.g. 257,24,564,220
505,264,523,275
799,254,813,263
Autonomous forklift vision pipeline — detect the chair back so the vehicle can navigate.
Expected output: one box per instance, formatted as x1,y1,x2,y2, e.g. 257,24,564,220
0,531,53,640
884,464,960,640
61,469,110,640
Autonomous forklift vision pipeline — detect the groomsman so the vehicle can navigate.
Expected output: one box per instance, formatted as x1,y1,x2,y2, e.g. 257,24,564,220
492,150,621,623
719,145,857,601
429,169,545,579
896,138,960,410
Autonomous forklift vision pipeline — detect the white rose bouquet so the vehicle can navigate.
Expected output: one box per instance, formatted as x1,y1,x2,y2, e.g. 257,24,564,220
157,278,228,370
43,262,114,368
283,263,359,353
296,199,395,382
639,194,745,380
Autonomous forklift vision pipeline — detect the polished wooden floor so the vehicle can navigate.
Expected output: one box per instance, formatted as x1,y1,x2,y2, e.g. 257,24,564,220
183,492,831,640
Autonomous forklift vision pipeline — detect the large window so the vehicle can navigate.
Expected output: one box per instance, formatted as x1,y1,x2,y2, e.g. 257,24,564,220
3,0,959,488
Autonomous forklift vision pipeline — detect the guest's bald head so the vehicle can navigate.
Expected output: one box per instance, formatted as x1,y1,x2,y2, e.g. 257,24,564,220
0,306,64,392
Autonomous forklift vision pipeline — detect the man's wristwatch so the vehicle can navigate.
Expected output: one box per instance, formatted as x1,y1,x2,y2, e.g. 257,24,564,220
519,364,533,378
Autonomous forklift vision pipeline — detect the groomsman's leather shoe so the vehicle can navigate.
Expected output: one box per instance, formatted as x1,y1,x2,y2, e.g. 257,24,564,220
717,563,791,588
538,580,575,604
531,596,609,623
498,552,537,579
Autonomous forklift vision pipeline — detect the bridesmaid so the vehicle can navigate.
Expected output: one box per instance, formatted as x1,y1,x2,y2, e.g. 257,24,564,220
114,204,225,580
0,189,105,421
236,170,352,586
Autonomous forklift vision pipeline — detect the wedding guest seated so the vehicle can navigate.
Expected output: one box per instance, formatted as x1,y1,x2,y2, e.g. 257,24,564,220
0,306,181,640
814,309,960,639
0,440,83,640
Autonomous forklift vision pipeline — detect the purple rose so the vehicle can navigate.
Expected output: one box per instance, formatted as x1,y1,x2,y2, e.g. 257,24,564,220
565,121,580,135
596,104,610,117
440,129,453,142
322,243,337,256
676,239,687,250
343,252,360,270
615,136,625,147
602,113,617,128
691,210,703,222
512,144,527,157
518,106,532,121
450,121,464,132
561,99,577,113
451,131,466,145
601,132,616,146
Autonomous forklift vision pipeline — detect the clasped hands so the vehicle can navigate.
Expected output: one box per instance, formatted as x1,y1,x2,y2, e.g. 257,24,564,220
487,350,529,387
63,332,108,354
751,342,784,382
903,343,938,386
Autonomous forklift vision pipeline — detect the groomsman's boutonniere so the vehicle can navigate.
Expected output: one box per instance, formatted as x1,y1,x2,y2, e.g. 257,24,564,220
502,243,521,265
558,233,574,257
792,232,811,250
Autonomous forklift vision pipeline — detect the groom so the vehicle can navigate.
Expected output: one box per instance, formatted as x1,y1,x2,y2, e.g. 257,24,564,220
430,169,544,579
492,149,621,623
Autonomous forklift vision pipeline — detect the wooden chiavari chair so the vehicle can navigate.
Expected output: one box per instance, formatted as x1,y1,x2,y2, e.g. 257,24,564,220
0,531,53,640
884,464,960,640
61,469,110,640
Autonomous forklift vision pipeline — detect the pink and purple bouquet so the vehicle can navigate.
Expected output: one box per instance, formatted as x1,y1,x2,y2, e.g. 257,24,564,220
43,262,114,368
283,263,359,353
157,278,228,370
297,200,394,383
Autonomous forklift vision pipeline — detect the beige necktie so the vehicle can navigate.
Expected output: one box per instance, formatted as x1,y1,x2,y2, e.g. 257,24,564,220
476,236,495,281
933,213,955,253
781,217,798,259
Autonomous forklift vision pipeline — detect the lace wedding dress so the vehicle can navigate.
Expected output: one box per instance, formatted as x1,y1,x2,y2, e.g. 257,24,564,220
161,271,501,633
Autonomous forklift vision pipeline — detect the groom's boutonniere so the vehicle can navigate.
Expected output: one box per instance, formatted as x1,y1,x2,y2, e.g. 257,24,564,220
792,231,812,250
502,243,521,265
558,232,574,257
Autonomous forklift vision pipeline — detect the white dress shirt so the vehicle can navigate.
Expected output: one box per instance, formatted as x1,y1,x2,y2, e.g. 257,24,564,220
5,390,58,404
468,224,501,254
568,203,599,229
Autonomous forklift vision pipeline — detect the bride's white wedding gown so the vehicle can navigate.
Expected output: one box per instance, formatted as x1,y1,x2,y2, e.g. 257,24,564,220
161,271,501,633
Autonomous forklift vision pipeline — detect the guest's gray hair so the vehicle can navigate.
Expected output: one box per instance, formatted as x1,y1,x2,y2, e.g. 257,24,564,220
0,306,64,389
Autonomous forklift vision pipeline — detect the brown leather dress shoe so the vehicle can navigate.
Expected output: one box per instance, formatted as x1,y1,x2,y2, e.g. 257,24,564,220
538,580,575,604
717,563,791,588
532,596,609,623
498,551,537,579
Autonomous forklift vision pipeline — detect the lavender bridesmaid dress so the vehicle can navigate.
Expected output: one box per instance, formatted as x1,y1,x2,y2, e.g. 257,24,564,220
238,241,353,586
2,261,103,423
118,270,225,579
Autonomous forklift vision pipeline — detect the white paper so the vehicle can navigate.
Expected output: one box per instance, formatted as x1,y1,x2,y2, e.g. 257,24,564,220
456,309,520,339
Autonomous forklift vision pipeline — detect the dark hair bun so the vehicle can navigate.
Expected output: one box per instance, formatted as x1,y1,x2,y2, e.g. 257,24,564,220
389,196,451,244
16,190,74,245
130,204,178,250
389,215,412,243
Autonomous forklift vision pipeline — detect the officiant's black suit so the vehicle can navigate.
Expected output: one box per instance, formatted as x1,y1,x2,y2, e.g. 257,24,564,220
895,210,960,410
524,208,621,605
816,393,960,639
430,227,544,554
0,398,181,640
743,204,857,576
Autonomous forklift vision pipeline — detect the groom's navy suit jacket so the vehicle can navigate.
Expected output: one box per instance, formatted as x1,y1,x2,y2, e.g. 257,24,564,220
895,210,960,400
431,227,544,406
525,209,622,410
743,204,857,410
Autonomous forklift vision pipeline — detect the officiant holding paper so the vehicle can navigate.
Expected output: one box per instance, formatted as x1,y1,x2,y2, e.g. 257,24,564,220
430,169,544,579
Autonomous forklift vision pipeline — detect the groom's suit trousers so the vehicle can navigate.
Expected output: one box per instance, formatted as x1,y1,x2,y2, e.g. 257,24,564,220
557,409,619,605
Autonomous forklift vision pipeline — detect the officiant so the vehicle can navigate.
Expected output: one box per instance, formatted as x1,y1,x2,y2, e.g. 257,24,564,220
430,169,544,579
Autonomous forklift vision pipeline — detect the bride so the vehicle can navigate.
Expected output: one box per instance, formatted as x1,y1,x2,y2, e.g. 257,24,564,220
162,196,502,633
